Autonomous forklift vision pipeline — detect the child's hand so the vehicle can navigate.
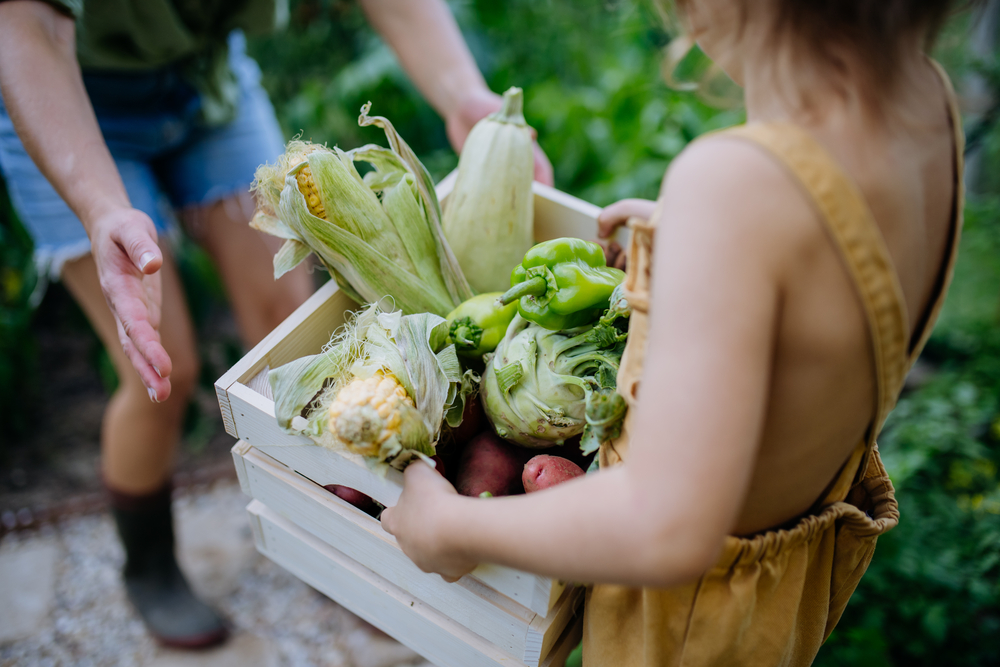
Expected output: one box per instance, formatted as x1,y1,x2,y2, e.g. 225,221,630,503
381,461,478,583
596,198,656,270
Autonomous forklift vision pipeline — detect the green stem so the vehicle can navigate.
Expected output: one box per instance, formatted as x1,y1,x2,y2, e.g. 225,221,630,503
452,325,480,349
500,276,547,305
495,361,525,394
490,87,526,126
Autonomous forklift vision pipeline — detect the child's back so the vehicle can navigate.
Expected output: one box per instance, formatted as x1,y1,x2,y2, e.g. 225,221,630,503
706,60,960,535
586,2,962,664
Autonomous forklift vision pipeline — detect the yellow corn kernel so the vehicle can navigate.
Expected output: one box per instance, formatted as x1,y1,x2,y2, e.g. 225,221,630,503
328,372,416,456
296,165,327,220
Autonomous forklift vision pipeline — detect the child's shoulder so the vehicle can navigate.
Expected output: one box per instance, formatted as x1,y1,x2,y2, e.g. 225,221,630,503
657,128,825,270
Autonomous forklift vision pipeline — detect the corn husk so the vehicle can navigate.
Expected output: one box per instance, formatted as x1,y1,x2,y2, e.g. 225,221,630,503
268,304,475,473
252,105,473,316
357,103,473,306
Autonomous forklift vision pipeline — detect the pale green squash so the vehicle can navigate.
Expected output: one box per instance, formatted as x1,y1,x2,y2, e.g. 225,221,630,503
442,87,535,294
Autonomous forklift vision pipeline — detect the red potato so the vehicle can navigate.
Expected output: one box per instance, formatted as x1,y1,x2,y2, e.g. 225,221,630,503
436,395,485,480
323,484,377,514
455,431,527,497
546,435,596,471
430,455,447,479
522,455,585,493
449,394,485,444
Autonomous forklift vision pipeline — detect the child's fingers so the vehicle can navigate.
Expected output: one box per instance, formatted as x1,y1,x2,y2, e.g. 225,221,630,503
598,198,657,238
594,239,625,270
608,243,628,271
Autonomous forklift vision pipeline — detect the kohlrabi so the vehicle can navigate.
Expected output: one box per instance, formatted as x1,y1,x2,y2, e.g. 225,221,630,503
480,306,628,448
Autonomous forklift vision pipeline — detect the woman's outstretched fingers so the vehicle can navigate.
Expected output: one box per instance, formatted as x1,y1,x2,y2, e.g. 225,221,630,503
119,325,170,402
90,208,173,400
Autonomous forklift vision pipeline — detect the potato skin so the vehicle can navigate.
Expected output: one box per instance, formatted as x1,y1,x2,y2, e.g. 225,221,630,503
430,455,447,480
455,431,528,497
522,455,585,493
323,484,377,513
437,395,485,480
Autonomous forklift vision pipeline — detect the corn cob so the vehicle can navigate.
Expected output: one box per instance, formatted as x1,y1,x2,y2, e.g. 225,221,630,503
294,163,326,220
328,373,426,457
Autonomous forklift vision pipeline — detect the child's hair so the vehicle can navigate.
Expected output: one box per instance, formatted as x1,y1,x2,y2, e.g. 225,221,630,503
668,0,970,111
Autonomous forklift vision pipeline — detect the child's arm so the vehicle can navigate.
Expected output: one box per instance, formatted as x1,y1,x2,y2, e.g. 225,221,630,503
382,137,804,587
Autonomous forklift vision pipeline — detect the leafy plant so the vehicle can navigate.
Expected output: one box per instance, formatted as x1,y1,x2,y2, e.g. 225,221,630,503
0,177,39,447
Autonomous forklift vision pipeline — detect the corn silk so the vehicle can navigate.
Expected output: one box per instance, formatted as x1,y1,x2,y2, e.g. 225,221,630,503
268,304,476,473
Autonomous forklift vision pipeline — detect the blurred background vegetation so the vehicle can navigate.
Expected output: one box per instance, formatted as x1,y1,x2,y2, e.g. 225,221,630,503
1,0,997,664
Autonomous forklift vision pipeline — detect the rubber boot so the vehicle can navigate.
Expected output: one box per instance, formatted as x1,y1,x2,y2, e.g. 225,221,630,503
107,481,229,649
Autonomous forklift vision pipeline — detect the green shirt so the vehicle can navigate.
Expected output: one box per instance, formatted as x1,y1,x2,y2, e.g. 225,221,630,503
45,0,288,125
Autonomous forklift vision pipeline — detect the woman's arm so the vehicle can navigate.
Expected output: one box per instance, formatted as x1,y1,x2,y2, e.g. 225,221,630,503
0,2,171,400
359,0,553,185
382,138,791,587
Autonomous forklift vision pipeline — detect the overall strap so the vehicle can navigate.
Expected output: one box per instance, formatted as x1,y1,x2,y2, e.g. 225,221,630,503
716,122,911,490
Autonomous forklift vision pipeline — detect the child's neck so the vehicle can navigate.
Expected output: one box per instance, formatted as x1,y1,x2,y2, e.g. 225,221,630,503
739,41,934,133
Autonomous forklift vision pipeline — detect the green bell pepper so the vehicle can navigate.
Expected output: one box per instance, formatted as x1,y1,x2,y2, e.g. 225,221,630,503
499,238,625,330
446,293,518,359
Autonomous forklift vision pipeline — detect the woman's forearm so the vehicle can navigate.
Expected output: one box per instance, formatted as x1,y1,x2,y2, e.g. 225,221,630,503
0,2,171,400
0,2,131,231
359,0,489,118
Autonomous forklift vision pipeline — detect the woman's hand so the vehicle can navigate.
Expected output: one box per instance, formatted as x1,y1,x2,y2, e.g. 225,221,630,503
381,462,478,583
595,198,657,270
359,0,554,186
89,207,172,401
445,88,554,186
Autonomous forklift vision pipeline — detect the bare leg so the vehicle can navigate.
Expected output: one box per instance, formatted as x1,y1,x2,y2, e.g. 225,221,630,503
184,192,314,348
61,249,199,494
60,248,225,648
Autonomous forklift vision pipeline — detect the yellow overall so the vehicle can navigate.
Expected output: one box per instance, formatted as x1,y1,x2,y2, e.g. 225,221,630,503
583,63,964,666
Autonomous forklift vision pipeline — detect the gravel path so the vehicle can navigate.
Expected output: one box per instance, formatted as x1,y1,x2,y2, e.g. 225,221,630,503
0,482,433,667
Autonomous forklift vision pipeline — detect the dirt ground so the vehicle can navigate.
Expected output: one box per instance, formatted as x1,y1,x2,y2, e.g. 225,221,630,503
0,282,244,529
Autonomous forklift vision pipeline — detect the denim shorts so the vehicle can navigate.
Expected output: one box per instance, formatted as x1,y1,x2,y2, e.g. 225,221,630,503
0,32,285,283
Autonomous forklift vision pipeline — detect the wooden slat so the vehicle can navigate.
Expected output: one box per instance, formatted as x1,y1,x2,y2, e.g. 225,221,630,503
527,585,585,666
254,441,404,508
240,447,556,658
231,441,253,496
248,500,536,667
249,440,559,615
539,612,583,667
226,382,313,448
532,181,630,248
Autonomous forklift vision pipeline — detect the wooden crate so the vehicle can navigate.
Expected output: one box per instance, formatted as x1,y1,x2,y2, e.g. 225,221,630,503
217,178,614,666
235,443,584,666
246,498,583,667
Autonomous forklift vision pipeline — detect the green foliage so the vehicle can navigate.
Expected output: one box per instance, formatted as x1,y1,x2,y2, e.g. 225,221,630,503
249,0,740,201
0,178,39,445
